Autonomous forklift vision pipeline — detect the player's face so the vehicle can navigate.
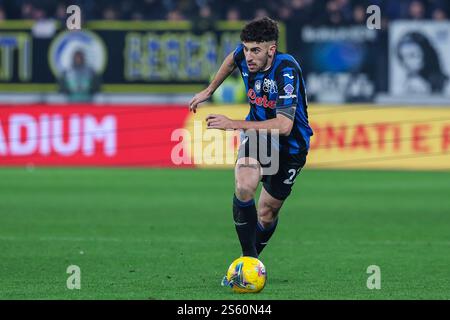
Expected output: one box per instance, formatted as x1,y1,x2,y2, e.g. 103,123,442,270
243,42,276,73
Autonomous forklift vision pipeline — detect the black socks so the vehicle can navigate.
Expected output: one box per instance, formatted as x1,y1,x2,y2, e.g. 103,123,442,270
255,218,278,255
233,194,258,258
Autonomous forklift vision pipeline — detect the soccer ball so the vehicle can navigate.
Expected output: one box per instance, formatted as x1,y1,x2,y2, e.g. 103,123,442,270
223,256,267,293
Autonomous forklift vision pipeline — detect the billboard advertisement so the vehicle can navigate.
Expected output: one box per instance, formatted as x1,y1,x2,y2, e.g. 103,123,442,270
0,21,285,94
308,106,450,170
0,105,191,166
186,105,450,170
1,104,449,170
389,21,450,97
297,25,380,103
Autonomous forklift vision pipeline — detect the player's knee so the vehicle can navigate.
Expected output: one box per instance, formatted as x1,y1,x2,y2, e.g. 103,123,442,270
235,181,256,202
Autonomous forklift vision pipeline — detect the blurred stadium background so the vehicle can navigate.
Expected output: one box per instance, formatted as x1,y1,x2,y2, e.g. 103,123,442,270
0,0,449,299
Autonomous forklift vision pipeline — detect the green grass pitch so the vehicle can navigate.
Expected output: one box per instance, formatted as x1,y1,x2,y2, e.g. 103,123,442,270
0,168,449,299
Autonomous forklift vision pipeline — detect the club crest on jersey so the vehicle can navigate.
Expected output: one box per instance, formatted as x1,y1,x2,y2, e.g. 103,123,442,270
263,78,277,94
255,80,262,93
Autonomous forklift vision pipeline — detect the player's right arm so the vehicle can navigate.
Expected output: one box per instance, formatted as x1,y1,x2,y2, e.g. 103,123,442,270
189,51,237,113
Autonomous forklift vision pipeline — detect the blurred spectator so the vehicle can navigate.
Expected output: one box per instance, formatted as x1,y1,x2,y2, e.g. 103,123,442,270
0,0,448,24
254,8,270,20
102,6,118,20
352,4,366,24
167,9,185,21
226,7,241,21
21,1,34,19
32,7,46,20
277,5,292,21
432,7,447,20
408,0,426,19
326,0,346,25
193,5,215,33
0,6,6,20
54,3,66,21
58,50,101,102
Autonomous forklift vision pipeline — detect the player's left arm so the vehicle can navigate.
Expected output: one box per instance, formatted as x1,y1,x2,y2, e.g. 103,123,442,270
206,66,299,136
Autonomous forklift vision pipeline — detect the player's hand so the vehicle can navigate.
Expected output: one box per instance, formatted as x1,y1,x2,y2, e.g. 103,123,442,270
189,89,211,113
206,114,235,130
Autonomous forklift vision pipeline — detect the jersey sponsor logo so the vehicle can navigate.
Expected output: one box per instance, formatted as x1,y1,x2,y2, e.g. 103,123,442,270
263,78,278,94
247,89,276,109
242,72,248,77
283,73,294,79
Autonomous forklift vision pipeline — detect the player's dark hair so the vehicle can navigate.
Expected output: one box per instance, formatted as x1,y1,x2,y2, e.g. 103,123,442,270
240,17,278,43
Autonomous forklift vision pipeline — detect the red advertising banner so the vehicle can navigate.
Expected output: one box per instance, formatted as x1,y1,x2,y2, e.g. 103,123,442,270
2,104,449,170
0,105,191,167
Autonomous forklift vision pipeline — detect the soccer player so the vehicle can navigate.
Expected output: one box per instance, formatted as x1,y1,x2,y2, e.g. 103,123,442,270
189,17,313,271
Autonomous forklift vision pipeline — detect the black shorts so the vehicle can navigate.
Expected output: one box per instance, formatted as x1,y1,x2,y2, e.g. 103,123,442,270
236,131,307,201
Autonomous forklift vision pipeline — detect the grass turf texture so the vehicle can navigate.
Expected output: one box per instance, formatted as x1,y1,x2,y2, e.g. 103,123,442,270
0,168,449,299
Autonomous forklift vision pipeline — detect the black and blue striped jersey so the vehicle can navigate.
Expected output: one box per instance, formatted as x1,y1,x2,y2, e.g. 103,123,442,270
233,43,313,154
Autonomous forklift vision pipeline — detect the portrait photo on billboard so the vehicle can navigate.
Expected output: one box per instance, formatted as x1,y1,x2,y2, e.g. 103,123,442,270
389,21,450,96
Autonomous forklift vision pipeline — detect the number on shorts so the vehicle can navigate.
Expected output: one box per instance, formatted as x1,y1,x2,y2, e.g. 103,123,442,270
284,168,300,185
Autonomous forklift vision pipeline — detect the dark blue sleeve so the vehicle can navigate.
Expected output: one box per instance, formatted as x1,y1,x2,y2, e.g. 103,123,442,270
275,66,300,109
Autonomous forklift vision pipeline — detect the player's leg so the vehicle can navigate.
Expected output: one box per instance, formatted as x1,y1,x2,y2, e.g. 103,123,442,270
233,156,261,258
255,186,284,255
255,152,307,255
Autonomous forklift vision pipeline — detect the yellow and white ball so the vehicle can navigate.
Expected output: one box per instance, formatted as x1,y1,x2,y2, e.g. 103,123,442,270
225,256,267,293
